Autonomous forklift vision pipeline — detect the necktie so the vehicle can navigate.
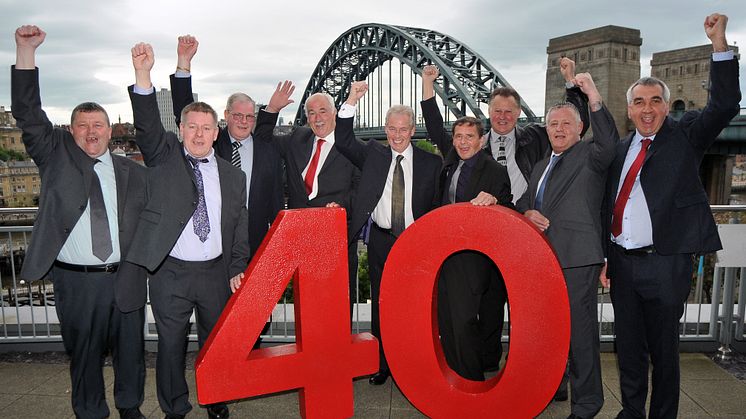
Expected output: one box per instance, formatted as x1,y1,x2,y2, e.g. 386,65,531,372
188,155,210,242
304,138,325,195
496,135,507,166
455,159,474,202
231,141,242,168
90,160,112,262
448,160,464,204
611,138,652,237
391,155,405,236
534,154,560,212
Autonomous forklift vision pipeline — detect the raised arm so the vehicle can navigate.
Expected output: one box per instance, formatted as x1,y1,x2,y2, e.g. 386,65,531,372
254,81,295,153
15,25,45,69
334,81,371,169
420,65,453,155
560,57,591,139
574,72,618,171
129,43,174,166
171,35,199,125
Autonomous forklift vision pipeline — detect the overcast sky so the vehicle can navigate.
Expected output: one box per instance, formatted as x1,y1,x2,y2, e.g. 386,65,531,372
1,0,744,125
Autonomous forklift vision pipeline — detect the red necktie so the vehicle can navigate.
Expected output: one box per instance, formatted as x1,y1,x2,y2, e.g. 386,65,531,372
304,138,325,195
611,138,652,237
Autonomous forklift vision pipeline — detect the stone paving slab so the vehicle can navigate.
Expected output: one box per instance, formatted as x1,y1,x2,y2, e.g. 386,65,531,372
1,353,745,418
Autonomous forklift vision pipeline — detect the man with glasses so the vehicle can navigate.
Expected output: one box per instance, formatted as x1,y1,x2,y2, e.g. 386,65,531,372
333,81,442,385
170,35,283,259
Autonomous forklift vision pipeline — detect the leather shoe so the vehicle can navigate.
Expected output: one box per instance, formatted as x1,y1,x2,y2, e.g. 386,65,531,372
567,415,586,419
207,403,230,419
554,385,568,401
164,414,185,419
118,407,145,419
368,371,390,385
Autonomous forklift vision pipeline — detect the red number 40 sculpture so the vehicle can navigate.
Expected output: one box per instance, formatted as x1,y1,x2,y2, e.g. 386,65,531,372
196,205,570,418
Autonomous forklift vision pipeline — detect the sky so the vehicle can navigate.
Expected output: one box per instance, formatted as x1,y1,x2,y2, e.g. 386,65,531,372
0,0,744,126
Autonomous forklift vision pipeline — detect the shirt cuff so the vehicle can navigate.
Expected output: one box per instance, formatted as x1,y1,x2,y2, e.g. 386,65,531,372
132,84,155,95
712,50,734,62
338,103,356,118
174,70,190,78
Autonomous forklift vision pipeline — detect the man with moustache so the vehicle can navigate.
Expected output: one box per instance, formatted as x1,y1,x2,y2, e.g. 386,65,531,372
254,81,361,311
128,42,249,419
333,81,442,385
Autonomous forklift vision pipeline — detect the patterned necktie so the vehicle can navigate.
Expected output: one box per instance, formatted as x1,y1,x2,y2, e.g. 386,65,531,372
612,138,652,237
391,155,405,236
90,160,113,261
534,154,560,212
187,155,210,242
496,135,507,166
231,141,242,168
304,138,325,195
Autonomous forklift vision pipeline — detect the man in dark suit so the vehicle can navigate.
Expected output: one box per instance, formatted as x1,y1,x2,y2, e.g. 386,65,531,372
333,81,442,385
420,88,513,381
12,25,147,419
129,43,250,419
254,81,361,309
170,35,283,258
422,62,589,385
517,73,616,419
603,13,740,419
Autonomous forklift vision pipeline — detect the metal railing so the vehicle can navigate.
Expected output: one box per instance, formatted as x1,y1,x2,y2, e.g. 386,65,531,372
1,206,744,352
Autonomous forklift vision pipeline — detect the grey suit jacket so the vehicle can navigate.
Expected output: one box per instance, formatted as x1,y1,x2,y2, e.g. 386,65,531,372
127,86,250,279
12,67,148,312
516,106,618,269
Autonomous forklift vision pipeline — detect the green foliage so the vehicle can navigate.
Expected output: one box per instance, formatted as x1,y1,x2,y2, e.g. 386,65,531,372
0,147,26,162
357,249,371,302
414,139,440,156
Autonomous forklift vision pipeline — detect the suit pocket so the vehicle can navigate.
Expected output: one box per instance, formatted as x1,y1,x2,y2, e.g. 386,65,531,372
675,191,708,208
139,208,161,223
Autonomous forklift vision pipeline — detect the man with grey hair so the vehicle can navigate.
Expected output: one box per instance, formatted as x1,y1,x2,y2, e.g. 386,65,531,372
333,82,442,385
255,80,361,315
603,13,740,419
170,35,283,260
517,72,616,419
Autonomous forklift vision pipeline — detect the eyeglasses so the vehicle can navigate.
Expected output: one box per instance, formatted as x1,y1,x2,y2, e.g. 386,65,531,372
229,112,257,122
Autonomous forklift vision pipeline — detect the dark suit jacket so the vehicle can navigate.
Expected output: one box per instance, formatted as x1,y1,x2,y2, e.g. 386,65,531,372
127,86,250,279
419,96,513,207
481,87,590,180
516,106,617,269
254,109,360,211
170,75,283,257
333,115,442,243
604,58,740,257
12,67,148,312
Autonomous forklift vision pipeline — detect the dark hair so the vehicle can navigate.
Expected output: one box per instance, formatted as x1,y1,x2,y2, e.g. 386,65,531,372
181,101,218,125
452,116,484,137
70,102,110,126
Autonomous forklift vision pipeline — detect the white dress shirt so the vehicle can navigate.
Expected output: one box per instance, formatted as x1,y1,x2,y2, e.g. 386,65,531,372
484,129,527,204
371,145,415,229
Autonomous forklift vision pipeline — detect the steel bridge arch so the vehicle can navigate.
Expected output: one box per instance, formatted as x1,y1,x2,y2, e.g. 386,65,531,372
294,23,537,126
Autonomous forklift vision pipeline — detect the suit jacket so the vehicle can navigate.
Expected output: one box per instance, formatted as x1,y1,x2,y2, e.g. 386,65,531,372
516,106,618,269
333,115,442,243
254,109,360,211
11,67,148,312
604,57,741,257
170,75,283,257
481,86,590,180
419,96,513,207
127,86,250,279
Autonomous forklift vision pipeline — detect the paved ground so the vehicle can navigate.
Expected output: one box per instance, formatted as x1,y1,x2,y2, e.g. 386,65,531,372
1,352,745,418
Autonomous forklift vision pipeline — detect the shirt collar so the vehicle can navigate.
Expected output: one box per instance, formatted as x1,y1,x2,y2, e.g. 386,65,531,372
231,134,252,144
461,151,481,167
316,132,335,145
490,128,515,142
633,131,657,144
391,143,414,161
183,147,216,164
95,151,113,167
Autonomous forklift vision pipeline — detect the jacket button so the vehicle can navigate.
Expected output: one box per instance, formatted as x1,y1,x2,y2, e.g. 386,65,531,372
63,228,70,234
79,205,85,210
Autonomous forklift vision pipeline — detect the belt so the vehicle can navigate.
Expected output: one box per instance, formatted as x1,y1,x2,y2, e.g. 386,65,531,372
54,260,120,273
371,223,397,237
165,254,223,267
612,242,656,256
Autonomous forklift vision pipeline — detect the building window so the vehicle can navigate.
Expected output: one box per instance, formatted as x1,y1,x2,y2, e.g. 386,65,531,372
623,48,628,61
665,68,670,77
588,49,593,62
613,49,620,58
694,63,699,74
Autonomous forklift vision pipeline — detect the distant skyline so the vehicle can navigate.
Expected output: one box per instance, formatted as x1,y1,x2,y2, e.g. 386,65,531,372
1,0,744,125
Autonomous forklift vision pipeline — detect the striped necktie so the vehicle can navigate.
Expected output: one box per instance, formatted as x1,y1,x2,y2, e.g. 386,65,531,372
231,141,242,168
